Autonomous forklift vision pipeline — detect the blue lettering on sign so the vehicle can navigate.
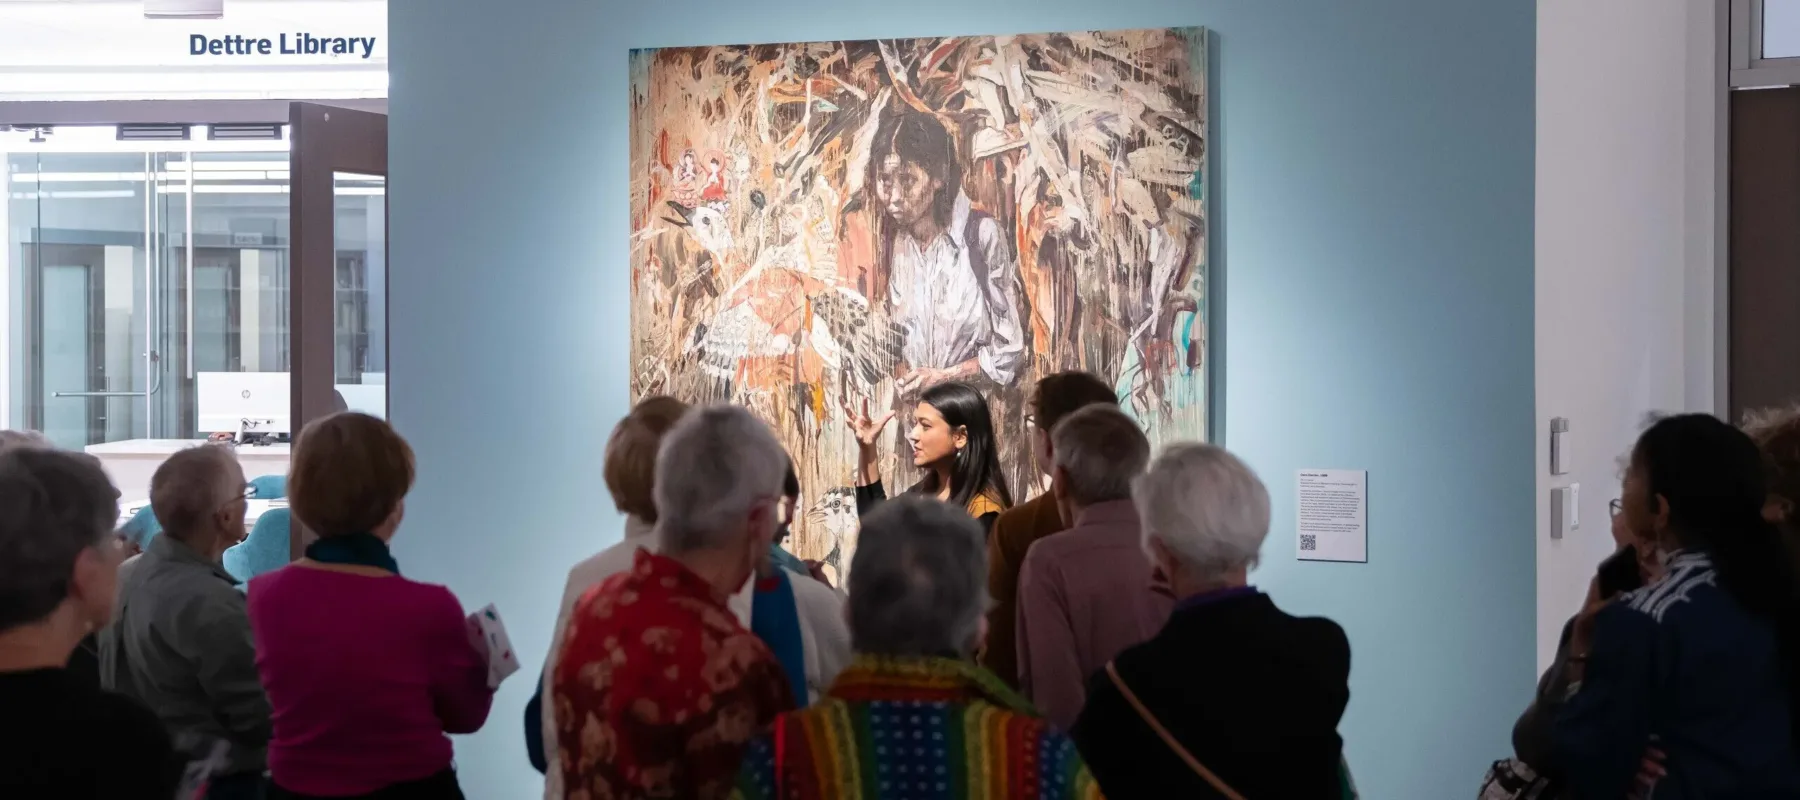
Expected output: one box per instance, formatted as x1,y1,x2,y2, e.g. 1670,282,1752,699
189,33,378,59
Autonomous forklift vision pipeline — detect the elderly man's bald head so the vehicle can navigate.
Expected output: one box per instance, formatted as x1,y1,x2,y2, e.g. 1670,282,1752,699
149,445,246,545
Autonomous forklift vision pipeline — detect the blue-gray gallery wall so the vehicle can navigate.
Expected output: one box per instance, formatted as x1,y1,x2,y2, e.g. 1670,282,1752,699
387,0,1535,795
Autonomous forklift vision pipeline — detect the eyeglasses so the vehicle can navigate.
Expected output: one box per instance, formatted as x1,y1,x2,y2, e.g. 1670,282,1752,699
1609,498,1622,518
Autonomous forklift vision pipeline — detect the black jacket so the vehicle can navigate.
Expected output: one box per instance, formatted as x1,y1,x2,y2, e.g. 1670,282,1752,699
1071,591,1351,799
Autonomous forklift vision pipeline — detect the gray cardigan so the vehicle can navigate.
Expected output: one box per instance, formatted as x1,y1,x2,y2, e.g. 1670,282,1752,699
99,535,272,776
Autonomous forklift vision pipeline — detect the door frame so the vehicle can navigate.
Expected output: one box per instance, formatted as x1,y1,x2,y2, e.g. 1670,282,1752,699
288,101,386,558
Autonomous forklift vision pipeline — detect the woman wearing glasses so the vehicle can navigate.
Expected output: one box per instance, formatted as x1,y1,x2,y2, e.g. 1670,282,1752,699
1493,493,1662,795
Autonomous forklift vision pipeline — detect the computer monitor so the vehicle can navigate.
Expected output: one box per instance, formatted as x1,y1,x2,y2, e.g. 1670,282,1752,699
197,372,290,437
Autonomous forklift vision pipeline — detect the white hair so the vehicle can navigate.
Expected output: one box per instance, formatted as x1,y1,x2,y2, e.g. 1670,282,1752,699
1132,442,1270,578
652,405,788,553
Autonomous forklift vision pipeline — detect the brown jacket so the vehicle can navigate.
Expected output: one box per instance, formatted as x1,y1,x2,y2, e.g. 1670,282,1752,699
980,491,1064,688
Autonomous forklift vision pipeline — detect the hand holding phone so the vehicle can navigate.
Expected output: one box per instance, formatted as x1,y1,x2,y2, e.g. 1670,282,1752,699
1597,545,1644,599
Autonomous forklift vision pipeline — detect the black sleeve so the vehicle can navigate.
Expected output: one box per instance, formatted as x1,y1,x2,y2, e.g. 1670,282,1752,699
525,673,548,774
1070,670,1136,797
855,481,888,517
1513,617,1576,773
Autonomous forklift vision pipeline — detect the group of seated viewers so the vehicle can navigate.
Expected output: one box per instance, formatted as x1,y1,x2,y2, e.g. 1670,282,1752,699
2,371,1800,799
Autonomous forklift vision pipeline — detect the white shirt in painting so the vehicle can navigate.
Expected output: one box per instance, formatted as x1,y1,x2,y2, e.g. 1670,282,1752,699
887,191,1026,385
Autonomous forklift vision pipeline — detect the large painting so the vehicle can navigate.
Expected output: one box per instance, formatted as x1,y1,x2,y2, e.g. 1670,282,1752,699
629,27,1209,579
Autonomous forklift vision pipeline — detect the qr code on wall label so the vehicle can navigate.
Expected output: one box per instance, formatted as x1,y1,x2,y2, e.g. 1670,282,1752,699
1300,534,1318,552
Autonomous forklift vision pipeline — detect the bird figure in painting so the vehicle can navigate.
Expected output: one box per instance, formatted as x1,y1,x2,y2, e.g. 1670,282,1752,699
807,287,902,395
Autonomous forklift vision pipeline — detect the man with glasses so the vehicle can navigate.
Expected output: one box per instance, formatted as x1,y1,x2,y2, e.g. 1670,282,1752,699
100,444,271,800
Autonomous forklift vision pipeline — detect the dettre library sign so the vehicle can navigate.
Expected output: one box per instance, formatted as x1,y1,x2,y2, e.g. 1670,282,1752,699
189,33,380,59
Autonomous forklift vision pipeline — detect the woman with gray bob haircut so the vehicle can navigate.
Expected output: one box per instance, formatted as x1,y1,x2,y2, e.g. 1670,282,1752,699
734,494,1105,798
1071,442,1355,800
848,496,989,657
0,447,184,798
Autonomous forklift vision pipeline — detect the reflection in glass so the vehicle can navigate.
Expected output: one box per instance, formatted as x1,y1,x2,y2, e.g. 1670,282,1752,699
4,127,382,450
332,172,385,419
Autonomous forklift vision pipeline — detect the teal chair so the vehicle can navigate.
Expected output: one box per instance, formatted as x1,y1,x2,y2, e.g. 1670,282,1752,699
223,508,291,584
118,506,162,550
247,474,287,500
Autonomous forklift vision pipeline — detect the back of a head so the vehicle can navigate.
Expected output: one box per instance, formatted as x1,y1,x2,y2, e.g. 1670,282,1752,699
0,429,51,455
653,405,786,553
289,412,415,539
1640,413,1800,751
149,444,242,542
0,448,119,631
1634,415,1791,607
1133,442,1271,578
1031,371,1119,431
848,495,986,657
605,395,691,523
1052,405,1150,506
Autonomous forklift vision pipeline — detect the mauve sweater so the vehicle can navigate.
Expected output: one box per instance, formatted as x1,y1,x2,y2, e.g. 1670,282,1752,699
248,565,493,796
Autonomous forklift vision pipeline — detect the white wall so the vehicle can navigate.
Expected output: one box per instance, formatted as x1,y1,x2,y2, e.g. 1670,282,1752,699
1535,0,1726,668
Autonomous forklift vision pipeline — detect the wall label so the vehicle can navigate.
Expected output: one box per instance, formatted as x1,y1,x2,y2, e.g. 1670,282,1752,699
1296,469,1368,563
189,33,377,59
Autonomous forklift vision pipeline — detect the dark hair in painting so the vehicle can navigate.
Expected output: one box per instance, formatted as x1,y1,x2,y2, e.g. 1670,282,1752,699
916,381,1012,511
869,111,962,229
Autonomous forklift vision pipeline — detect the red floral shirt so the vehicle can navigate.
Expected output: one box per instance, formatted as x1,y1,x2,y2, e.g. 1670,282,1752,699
553,549,792,800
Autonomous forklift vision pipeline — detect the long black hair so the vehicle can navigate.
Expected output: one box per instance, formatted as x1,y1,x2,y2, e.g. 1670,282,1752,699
916,382,1011,511
1632,413,1800,742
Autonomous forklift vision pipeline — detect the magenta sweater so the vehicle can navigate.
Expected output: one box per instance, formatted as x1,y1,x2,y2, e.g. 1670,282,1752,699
247,566,493,795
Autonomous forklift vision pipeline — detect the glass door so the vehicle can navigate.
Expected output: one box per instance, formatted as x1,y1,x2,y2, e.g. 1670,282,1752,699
289,103,386,429
9,151,161,449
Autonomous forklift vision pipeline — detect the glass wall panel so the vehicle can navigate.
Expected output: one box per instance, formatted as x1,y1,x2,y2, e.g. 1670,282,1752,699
2,126,378,448
7,151,150,448
1767,0,1800,59
333,172,384,417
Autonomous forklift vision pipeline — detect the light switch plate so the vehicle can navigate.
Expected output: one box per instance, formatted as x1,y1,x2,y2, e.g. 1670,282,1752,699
1568,483,1580,530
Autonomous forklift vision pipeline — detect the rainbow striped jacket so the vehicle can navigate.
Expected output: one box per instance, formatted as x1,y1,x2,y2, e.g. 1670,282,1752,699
734,654,1104,800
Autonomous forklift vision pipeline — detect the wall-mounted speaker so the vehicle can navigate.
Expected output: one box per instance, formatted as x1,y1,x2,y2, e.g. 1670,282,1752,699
144,0,224,19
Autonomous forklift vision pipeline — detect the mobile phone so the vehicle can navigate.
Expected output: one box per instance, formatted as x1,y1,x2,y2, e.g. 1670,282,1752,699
1597,545,1643,598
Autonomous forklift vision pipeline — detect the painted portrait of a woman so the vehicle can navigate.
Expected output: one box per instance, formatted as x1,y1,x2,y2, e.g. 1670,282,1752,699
866,112,1027,396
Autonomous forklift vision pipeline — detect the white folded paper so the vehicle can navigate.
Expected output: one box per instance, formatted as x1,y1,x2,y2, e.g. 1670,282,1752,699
467,603,521,689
